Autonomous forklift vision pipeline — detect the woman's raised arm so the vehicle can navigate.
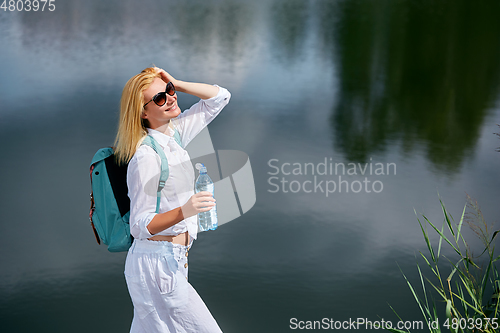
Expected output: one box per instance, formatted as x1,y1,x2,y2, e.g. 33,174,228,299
155,67,219,100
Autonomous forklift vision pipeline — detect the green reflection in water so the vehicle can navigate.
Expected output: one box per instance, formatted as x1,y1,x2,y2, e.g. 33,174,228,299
321,0,500,171
270,0,311,65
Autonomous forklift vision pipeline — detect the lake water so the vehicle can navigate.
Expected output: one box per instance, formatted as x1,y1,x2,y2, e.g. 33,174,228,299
1,0,500,332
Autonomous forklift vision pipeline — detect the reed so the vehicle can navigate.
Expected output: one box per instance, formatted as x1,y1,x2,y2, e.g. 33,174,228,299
387,195,499,333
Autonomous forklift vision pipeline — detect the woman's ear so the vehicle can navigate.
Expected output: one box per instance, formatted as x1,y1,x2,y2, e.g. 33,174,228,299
141,111,148,119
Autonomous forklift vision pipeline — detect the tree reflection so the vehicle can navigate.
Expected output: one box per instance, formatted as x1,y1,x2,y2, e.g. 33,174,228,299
320,0,500,171
269,0,310,65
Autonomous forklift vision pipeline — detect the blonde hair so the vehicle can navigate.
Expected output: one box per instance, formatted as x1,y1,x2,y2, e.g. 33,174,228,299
114,67,160,165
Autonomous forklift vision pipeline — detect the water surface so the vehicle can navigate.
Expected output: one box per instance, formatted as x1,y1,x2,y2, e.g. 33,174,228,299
1,0,500,332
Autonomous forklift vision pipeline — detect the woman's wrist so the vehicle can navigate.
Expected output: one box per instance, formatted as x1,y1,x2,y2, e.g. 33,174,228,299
174,81,219,100
173,80,188,93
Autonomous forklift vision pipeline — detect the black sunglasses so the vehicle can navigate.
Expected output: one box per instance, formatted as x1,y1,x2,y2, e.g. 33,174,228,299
143,82,176,108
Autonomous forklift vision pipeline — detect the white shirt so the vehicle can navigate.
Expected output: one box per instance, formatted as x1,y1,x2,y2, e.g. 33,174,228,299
127,85,231,240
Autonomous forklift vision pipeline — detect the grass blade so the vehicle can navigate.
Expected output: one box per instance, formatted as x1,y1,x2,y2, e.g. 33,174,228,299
398,264,430,323
437,218,446,260
456,204,466,243
439,198,455,238
447,258,464,281
422,214,461,256
417,211,436,262
387,304,412,333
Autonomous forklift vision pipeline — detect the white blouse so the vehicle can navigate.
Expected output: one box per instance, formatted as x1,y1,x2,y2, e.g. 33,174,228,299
127,85,231,240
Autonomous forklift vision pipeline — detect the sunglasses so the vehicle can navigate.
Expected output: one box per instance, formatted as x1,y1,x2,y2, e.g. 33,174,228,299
143,82,176,108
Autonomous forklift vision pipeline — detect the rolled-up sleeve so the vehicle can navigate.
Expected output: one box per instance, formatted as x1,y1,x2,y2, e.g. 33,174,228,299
174,85,231,147
127,148,161,239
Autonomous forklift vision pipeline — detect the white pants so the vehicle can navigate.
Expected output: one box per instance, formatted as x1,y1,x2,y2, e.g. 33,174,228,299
124,238,223,333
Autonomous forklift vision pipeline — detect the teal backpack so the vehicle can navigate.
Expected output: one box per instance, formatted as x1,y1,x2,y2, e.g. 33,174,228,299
89,131,182,252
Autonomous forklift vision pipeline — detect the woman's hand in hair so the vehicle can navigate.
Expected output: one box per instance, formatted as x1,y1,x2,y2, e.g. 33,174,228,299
181,191,216,219
155,67,179,87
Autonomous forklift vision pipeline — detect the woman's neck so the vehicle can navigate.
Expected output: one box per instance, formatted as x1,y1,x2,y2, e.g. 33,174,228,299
149,121,171,135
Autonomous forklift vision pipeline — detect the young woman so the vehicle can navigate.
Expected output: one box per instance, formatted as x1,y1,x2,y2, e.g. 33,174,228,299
114,67,230,332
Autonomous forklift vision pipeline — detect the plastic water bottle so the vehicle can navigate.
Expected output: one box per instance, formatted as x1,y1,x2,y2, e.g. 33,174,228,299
195,163,218,231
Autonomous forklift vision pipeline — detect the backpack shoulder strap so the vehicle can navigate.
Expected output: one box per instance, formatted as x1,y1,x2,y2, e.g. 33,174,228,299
173,128,182,148
141,135,169,214
90,147,114,167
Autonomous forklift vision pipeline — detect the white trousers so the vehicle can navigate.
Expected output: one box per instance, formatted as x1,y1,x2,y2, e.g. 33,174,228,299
124,238,223,333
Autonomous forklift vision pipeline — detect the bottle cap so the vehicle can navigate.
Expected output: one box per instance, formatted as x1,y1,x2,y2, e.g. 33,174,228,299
195,163,207,174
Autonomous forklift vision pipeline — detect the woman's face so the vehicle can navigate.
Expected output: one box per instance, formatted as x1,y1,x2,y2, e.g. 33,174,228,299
141,77,180,130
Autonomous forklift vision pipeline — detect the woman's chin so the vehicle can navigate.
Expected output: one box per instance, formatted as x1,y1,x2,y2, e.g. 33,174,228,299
164,104,178,113
169,107,181,118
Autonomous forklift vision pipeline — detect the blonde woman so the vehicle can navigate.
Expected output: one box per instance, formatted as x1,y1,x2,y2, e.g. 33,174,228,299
114,67,230,332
